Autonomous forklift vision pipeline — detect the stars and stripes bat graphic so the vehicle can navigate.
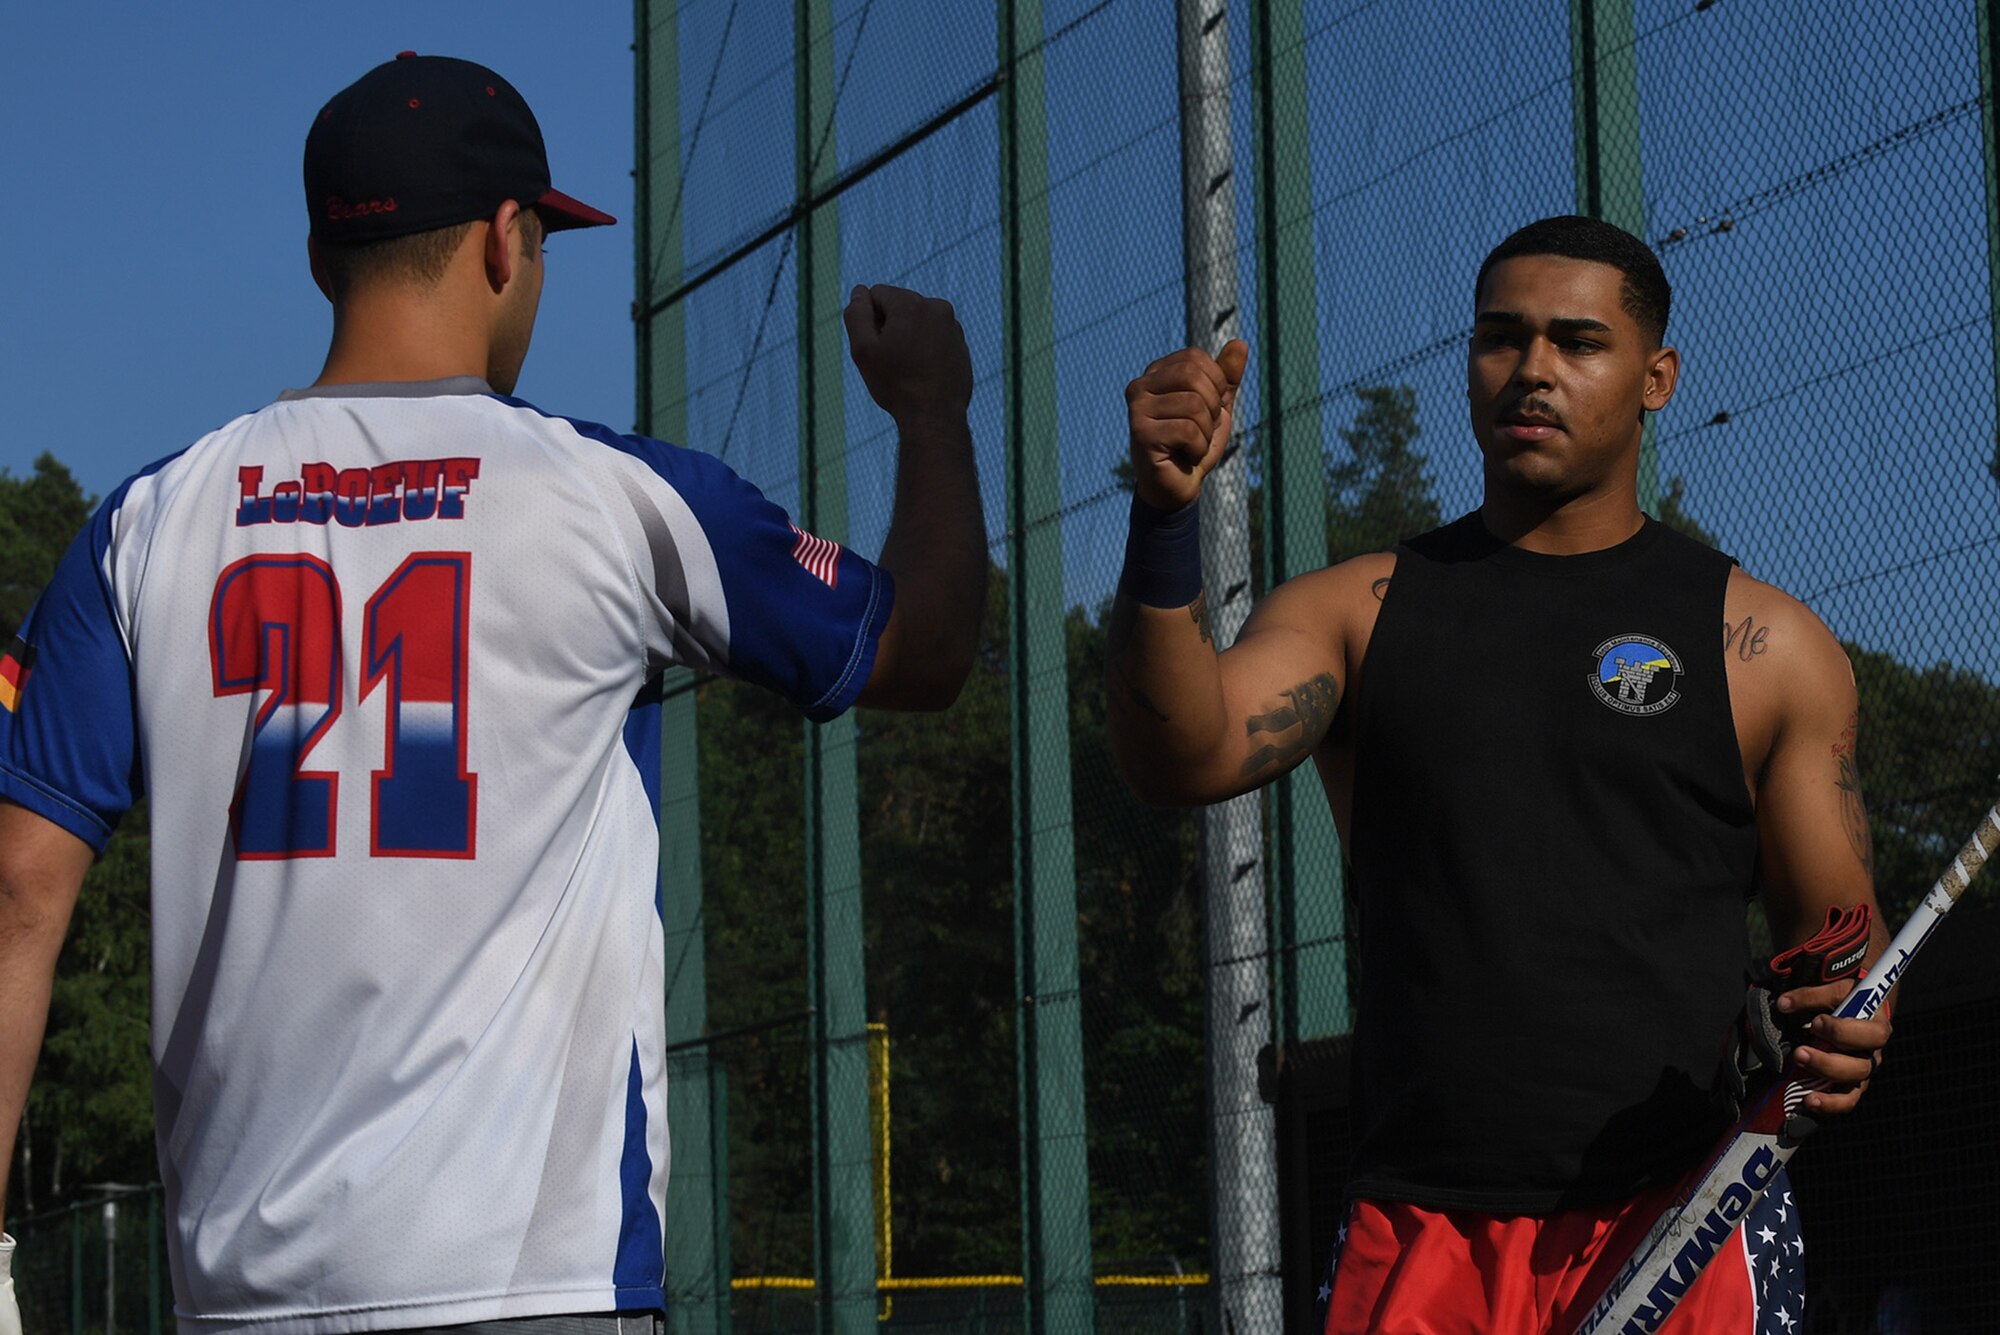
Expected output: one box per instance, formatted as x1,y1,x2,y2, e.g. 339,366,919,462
1567,798,2000,1335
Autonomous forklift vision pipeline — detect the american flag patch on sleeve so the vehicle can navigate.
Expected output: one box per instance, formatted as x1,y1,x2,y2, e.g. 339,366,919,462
789,524,841,589
0,635,35,713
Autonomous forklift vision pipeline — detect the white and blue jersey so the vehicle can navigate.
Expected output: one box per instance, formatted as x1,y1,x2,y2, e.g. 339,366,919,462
0,378,893,1334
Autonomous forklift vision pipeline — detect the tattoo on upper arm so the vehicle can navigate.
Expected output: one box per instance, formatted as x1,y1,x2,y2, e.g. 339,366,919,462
1832,711,1874,876
1371,577,1391,602
1723,614,1771,661
1240,673,1340,781
1189,590,1213,645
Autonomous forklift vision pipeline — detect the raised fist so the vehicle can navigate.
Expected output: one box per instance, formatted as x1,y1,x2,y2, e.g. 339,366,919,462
1125,339,1249,511
843,284,973,425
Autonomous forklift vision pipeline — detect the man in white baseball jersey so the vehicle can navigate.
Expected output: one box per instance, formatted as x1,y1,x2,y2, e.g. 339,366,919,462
0,52,985,1334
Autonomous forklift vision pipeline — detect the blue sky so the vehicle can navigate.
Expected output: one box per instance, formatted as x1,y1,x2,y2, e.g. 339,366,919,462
2,3,638,502
10,1,1993,681
656,0,1999,682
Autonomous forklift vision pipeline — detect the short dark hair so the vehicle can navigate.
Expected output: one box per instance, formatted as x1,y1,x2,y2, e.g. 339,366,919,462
315,210,544,302
1475,215,1671,344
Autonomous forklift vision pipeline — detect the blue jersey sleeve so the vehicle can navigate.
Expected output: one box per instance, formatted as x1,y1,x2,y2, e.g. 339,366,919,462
536,407,896,722
0,498,142,852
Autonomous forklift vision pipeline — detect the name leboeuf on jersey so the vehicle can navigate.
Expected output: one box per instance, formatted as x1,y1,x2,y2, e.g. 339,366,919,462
236,457,481,528
1589,633,1683,717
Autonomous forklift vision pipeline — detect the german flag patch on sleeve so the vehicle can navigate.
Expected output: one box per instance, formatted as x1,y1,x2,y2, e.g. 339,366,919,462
0,636,36,712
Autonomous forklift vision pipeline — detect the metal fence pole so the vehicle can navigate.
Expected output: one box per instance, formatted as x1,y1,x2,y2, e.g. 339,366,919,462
103,1200,115,1335
795,3,875,1330
69,1206,81,1335
638,2,735,1328
1979,0,2000,488
146,1186,160,1335
1250,0,1348,1045
1180,2,1281,1330
1570,0,1657,513
1000,2,1095,1331
663,673,732,1335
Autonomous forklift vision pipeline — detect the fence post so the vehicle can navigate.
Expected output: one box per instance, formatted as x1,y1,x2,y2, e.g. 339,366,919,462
637,2,735,1328
1180,2,1282,1330
1570,0,1657,512
147,1186,161,1335
69,1206,82,1335
103,1200,115,1335
1250,0,1348,1046
1978,0,2000,487
663,674,732,1335
999,2,1095,1331
794,3,875,1331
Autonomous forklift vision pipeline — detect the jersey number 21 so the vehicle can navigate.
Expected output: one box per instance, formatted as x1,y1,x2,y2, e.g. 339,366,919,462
208,552,477,860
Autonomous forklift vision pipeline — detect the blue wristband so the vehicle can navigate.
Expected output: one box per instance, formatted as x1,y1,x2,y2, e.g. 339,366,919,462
1119,493,1204,608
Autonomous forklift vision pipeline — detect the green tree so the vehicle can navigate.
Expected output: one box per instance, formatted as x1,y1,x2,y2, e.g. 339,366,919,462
1653,474,1719,548
1065,605,1206,1268
1849,646,2000,924
857,566,1018,1274
1325,385,1440,562
26,805,155,1203
0,455,155,1212
692,672,812,1279
0,453,94,644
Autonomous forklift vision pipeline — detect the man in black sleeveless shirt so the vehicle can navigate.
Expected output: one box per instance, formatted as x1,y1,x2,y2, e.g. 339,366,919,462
1107,216,1891,1333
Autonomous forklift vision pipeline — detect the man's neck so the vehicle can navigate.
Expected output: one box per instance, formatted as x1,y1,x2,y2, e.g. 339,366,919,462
312,292,487,389
1478,475,1646,555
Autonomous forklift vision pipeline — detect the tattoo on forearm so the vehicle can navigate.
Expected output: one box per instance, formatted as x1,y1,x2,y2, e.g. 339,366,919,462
1240,673,1340,781
1723,614,1771,661
1371,577,1391,602
1832,711,1874,876
1189,590,1213,645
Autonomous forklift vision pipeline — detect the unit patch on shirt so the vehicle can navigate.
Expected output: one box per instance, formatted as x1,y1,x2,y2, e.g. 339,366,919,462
1589,634,1683,717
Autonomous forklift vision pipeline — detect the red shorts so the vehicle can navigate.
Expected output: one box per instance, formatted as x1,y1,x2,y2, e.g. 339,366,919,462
1316,1167,1803,1334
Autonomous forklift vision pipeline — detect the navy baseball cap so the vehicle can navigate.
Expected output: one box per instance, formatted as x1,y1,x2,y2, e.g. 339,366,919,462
305,52,615,243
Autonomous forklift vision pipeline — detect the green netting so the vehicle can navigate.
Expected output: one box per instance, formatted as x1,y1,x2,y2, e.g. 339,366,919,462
638,2,2000,1330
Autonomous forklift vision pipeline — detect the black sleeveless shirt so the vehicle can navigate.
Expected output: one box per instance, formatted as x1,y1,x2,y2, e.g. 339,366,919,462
1346,512,1759,1211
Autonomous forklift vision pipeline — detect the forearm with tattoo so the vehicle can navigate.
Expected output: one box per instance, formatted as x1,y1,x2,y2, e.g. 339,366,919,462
1189,590,1213,645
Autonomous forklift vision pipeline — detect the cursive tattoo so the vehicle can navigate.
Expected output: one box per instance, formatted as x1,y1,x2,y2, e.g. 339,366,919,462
1240,673,1340,782
1723,614,1771,661
1371,577,1392,603
1831,711,1874,876
1190,590,1213,645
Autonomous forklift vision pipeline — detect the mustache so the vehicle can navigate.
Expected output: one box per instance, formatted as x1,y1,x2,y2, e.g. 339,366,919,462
1500,396,1564,427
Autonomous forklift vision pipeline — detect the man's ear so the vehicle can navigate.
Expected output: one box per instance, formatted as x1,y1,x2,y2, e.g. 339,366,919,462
1643,344,1680,414
307,235,333,303
483,200,524,293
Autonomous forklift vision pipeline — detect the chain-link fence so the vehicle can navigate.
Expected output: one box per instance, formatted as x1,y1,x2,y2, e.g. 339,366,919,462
9,1187,170,1335
637,1,2000,1331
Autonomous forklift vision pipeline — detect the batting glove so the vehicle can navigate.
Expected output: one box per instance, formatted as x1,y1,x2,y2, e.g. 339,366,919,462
0,1232,20,1335
1719,902,1872,1118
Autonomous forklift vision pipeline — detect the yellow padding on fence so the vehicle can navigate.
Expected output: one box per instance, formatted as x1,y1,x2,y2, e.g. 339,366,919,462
731,1274,1210,1292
